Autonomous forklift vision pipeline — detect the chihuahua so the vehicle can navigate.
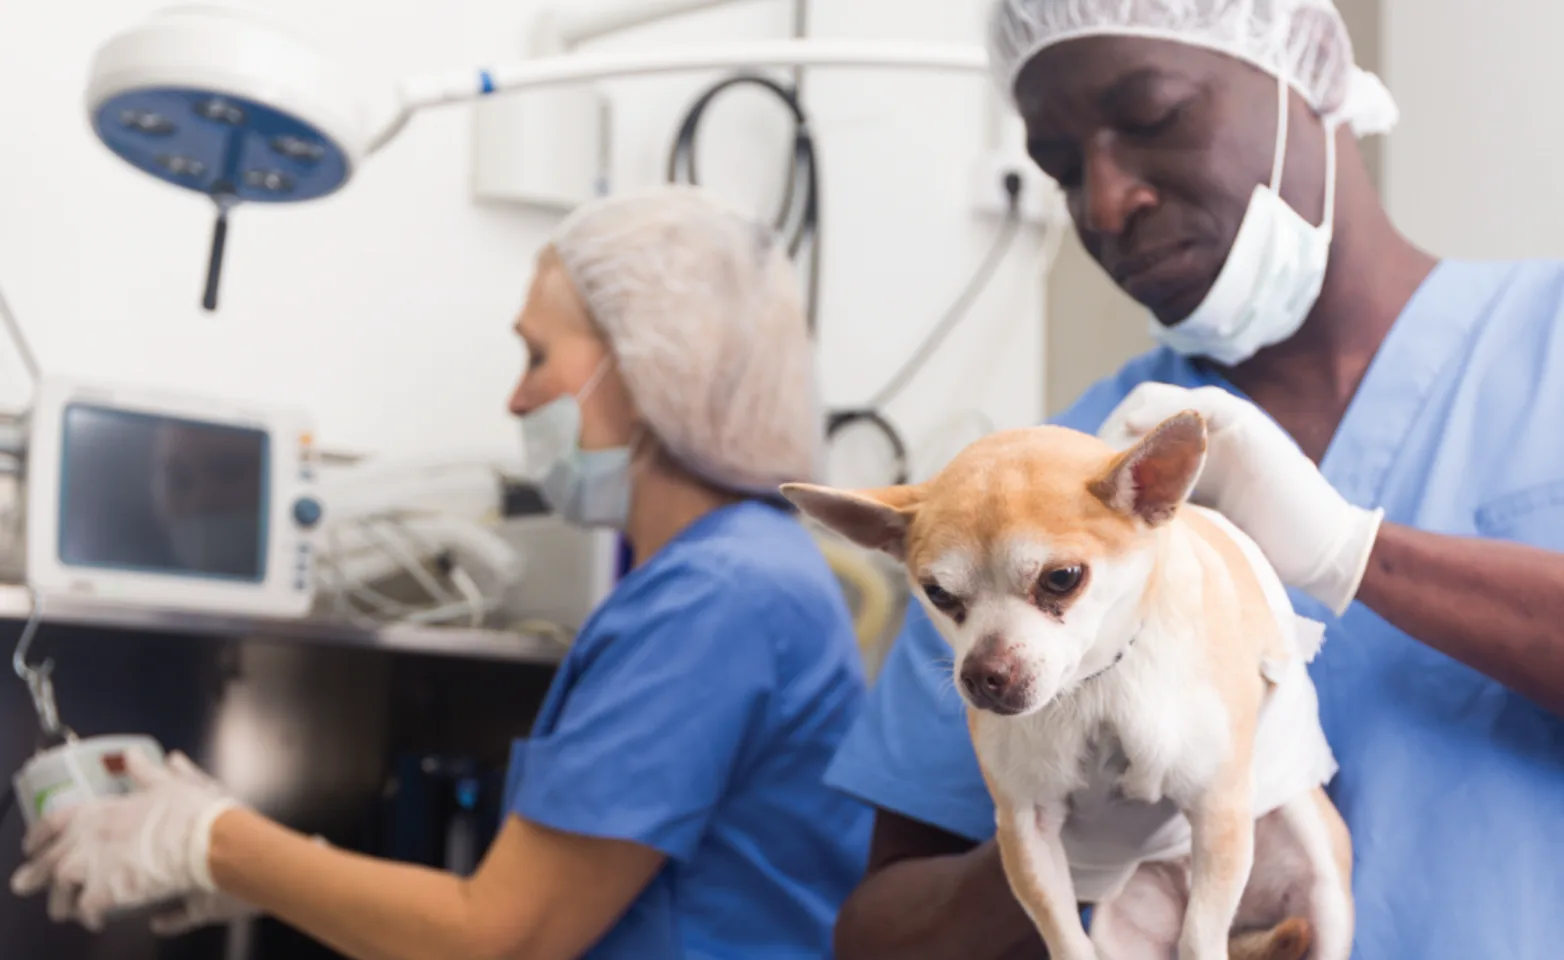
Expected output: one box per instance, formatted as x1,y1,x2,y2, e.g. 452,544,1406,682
784,412,1353,960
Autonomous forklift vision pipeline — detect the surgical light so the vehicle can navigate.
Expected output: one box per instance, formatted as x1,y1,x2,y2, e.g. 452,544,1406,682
84,4,987,311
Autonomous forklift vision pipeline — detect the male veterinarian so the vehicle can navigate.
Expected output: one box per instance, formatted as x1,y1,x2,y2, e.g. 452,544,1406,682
827,1,1564,958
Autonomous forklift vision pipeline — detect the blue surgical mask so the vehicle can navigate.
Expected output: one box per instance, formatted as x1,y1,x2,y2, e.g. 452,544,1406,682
520,359,632,529
1150,72,1340,367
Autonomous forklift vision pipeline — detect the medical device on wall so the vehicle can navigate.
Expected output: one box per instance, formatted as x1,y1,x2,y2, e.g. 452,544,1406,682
83,3,986,311
24,375,323,619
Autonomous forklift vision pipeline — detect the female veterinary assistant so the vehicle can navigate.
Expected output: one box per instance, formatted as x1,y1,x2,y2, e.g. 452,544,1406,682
11,186,873,960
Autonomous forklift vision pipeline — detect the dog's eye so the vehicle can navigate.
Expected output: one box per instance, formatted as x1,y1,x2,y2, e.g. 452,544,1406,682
921,581,965,619
1038,565,1085,596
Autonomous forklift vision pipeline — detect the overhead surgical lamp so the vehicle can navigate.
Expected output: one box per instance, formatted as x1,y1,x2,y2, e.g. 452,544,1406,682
85,4,988,311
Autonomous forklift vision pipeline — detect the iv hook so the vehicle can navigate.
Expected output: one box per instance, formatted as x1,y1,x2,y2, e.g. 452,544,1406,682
11,591,68,743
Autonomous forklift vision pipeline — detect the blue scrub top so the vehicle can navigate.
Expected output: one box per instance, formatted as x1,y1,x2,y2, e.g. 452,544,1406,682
826,260,1564,959
504,500,872,959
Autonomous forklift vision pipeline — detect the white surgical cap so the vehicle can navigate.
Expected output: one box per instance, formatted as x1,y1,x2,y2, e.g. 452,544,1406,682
550,184,819,495
987,0,1399,137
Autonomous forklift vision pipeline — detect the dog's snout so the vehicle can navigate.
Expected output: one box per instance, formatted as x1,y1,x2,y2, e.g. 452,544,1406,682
959,635,1026,715
961,658,1013,700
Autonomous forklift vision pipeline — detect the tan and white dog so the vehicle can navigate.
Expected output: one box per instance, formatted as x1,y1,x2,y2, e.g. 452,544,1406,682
784,412,1353,960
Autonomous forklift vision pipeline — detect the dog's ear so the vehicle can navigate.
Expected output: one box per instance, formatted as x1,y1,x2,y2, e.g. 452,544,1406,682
1087,410,1207,526
780,482,924,559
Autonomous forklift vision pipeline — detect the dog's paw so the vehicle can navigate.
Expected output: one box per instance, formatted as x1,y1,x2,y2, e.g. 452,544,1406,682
1229,916,1312,960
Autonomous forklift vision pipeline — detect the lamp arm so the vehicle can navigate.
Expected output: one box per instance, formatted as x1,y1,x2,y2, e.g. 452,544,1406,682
366,38,988,155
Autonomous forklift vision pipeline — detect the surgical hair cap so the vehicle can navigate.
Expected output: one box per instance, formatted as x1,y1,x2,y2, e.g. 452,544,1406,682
987,0,1399,137
550,184,820,495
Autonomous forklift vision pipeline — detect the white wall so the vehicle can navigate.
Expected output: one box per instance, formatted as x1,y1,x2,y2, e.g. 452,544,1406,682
0,0,1048,478
1382,0,1564,260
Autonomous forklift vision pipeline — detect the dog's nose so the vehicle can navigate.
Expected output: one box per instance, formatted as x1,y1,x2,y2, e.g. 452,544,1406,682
960,655,1016,710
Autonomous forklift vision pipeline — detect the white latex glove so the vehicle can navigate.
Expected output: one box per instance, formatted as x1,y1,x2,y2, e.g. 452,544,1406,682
146,755,261,937
9,749,242,932
1098,383,1384,616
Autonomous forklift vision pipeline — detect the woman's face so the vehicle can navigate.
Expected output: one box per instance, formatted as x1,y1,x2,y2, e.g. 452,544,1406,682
507,251,638,452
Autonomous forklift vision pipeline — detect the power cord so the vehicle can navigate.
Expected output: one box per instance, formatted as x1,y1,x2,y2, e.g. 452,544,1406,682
866,173,1023,410
826,174,1025,484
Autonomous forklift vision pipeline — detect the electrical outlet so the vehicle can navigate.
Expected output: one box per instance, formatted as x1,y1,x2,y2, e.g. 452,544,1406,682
970,152,1063,228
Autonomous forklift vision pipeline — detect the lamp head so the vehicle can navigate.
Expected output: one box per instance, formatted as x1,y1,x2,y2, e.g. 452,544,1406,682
85,3,378,204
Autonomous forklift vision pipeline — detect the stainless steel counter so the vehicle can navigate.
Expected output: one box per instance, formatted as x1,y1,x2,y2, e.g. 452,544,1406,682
0,583,568,666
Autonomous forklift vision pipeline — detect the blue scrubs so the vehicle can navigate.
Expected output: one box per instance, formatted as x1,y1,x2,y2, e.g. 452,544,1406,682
827,260,1564,959
504,500,871,959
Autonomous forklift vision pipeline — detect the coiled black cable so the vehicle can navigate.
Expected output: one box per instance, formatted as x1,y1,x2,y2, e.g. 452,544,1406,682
665,72,821,333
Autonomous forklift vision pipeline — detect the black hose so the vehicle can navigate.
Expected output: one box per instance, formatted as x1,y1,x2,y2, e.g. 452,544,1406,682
665,72,821,332
864,203,1023,411
825,408,911,485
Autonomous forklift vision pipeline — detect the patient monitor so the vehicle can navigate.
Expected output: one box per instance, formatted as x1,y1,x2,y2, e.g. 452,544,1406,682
25,376,323,618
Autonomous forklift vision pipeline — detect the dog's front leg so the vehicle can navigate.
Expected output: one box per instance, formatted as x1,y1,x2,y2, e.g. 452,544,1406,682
1178,772,1255,960
994,800,1097,960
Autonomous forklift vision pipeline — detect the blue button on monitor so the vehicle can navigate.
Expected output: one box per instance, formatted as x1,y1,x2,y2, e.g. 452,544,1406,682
292,496,323,528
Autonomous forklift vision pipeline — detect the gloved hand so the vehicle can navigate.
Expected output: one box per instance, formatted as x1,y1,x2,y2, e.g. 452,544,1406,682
9,749,244,932
1097,383,1384,616
146,755,261,936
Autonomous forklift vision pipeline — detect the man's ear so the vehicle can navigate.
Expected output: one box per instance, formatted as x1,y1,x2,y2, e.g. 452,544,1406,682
779,482,924,559
1087,410,1207,526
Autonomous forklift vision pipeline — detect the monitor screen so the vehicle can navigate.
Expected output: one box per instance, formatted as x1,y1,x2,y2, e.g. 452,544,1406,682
56,403,270,581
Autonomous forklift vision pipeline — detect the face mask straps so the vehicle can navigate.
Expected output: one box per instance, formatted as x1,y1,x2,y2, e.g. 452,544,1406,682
1269,71,1340,234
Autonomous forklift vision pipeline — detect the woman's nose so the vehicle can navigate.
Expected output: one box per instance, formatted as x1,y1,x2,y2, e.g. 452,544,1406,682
508,377,533,417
